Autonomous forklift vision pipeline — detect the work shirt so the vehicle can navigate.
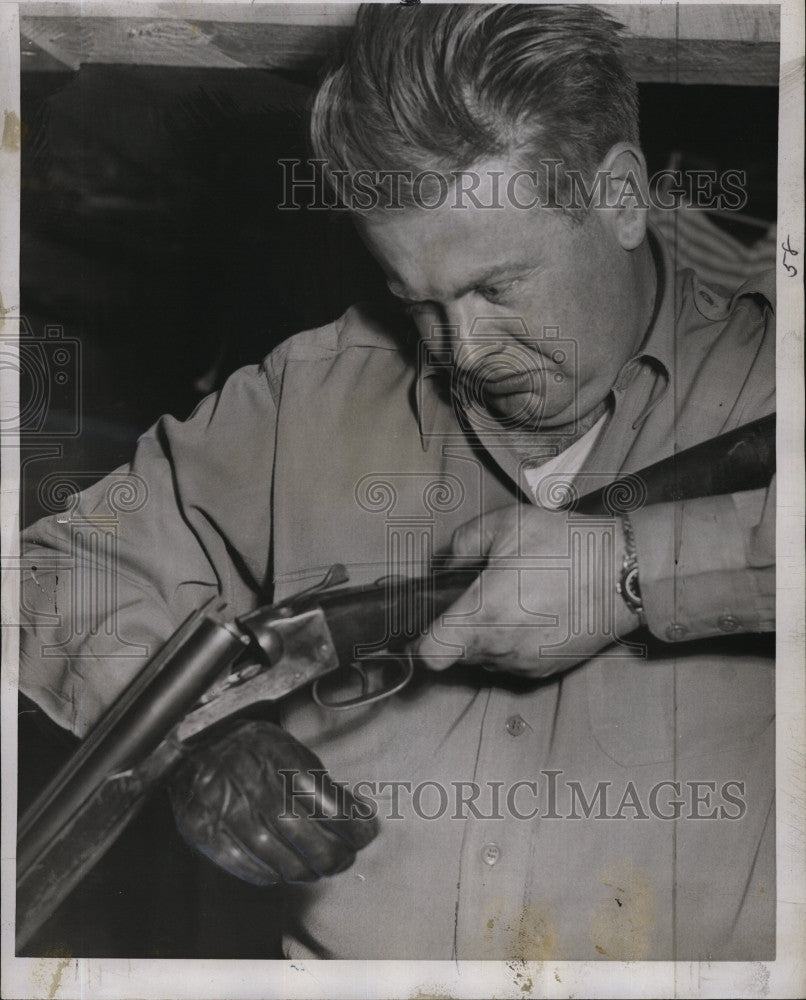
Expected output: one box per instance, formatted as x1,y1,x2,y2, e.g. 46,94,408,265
20,233,775,961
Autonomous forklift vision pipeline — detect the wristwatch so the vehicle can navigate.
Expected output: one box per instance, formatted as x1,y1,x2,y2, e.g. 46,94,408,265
617,512,647,627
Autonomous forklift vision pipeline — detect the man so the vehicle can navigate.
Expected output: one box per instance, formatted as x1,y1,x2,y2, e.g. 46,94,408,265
19,5,775,961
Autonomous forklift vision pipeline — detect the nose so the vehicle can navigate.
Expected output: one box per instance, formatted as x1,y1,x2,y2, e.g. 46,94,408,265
441,299,475,335
440,296,478,344
440,300,490,372
412,298,482,366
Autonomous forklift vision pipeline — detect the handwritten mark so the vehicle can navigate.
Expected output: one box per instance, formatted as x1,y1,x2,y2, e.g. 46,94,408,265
782,235,799,277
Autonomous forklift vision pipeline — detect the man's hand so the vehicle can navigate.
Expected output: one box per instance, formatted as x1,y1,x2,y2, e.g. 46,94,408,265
413,505,637,678
169,720,378,886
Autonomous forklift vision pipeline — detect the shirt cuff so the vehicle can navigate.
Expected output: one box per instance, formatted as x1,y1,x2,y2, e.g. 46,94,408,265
629,492,775,643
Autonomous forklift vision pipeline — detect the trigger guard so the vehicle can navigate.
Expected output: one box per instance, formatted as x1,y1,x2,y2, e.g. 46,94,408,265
311,654,415,711
349,660,371,696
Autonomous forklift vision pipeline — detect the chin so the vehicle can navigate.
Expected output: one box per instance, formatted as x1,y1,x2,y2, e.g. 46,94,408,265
483,386,584,432
484,396,545,429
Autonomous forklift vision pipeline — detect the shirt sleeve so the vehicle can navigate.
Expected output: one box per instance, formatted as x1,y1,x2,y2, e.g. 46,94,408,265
626,268,776,645
629,476,775,643
19,359,280,737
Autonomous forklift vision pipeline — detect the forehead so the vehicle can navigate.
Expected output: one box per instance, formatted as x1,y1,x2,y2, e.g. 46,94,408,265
356,162,570,299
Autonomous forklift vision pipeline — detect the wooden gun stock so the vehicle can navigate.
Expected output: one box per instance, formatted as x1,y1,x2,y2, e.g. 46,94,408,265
575,413,775,513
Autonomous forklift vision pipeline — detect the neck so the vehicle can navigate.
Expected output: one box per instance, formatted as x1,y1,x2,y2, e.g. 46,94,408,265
559,398,611,439
512,399,611,464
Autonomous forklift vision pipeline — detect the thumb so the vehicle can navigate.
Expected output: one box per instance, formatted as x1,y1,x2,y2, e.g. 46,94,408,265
450,506,509,558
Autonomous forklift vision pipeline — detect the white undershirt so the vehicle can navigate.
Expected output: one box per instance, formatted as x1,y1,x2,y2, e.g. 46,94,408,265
521,413,608,509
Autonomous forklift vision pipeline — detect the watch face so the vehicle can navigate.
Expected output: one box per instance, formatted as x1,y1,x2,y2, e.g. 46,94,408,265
624,566,642,608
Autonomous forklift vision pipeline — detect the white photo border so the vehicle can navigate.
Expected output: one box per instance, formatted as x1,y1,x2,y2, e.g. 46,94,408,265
1,2,803,997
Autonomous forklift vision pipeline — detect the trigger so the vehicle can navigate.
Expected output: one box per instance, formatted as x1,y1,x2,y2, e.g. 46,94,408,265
349,661,372,696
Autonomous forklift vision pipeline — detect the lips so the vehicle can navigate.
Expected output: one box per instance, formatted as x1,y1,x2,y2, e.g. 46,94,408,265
461,359,549,397
452,345,560,406
480,369,545,396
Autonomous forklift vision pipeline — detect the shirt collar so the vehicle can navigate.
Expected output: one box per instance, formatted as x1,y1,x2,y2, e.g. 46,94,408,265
629,225,675,378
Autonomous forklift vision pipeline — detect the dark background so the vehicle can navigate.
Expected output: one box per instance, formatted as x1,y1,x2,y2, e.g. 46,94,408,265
17,65,778,957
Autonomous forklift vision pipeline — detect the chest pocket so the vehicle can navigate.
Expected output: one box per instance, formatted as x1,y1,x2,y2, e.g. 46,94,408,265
586,636,774,767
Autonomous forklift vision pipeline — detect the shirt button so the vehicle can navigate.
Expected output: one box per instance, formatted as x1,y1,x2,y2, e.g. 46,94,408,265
506,714,527,737
665,622,689,641
481,843,501,866
718,614,741,632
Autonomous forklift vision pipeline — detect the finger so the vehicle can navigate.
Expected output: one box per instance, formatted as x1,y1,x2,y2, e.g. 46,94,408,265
248,805,358,882
322,808,379,851
450,508,506,558
315,785,380,851
243,730,379,864
171,775,303,885
191,829,282,887
256,743,378,848
172,785,283,886
412,579,483,670
236,747,371,878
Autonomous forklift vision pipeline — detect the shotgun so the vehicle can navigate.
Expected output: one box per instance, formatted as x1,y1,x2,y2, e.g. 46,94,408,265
15,412,775,949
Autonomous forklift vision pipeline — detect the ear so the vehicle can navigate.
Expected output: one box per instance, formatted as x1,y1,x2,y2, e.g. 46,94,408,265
598,143,649,251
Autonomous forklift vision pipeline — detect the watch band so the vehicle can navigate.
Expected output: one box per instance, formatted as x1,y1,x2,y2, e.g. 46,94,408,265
617,512,647,627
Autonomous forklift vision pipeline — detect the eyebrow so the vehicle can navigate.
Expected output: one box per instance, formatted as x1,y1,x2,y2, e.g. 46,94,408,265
387,259,537,303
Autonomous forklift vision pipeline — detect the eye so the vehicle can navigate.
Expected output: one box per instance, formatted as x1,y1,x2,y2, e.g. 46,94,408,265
391,294,437,319
401,299,432,317
476,278,519,304
386,284,430,317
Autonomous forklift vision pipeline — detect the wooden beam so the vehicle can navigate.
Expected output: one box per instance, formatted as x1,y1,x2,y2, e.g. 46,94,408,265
623,38,779,87
20,3,360,28
609,3,780,42
20,2,780,39
21,17,245,70
20,4,780,85
20,31,75,73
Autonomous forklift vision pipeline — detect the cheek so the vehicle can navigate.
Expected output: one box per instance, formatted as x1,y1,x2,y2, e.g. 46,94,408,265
542,283,622,381
512,291,589,374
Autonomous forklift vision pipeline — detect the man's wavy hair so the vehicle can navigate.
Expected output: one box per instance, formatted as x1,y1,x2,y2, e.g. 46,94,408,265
310,3,639,213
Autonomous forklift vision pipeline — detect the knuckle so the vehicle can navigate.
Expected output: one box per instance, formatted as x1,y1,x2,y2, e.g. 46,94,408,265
451,522,471,553
337,816,379,849
283,861,318,884
323,847,356,876
330,853,358,876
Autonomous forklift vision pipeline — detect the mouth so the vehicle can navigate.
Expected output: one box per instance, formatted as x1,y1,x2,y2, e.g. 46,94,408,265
480,369,545,396
451,345,565,408
457,359,551,399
